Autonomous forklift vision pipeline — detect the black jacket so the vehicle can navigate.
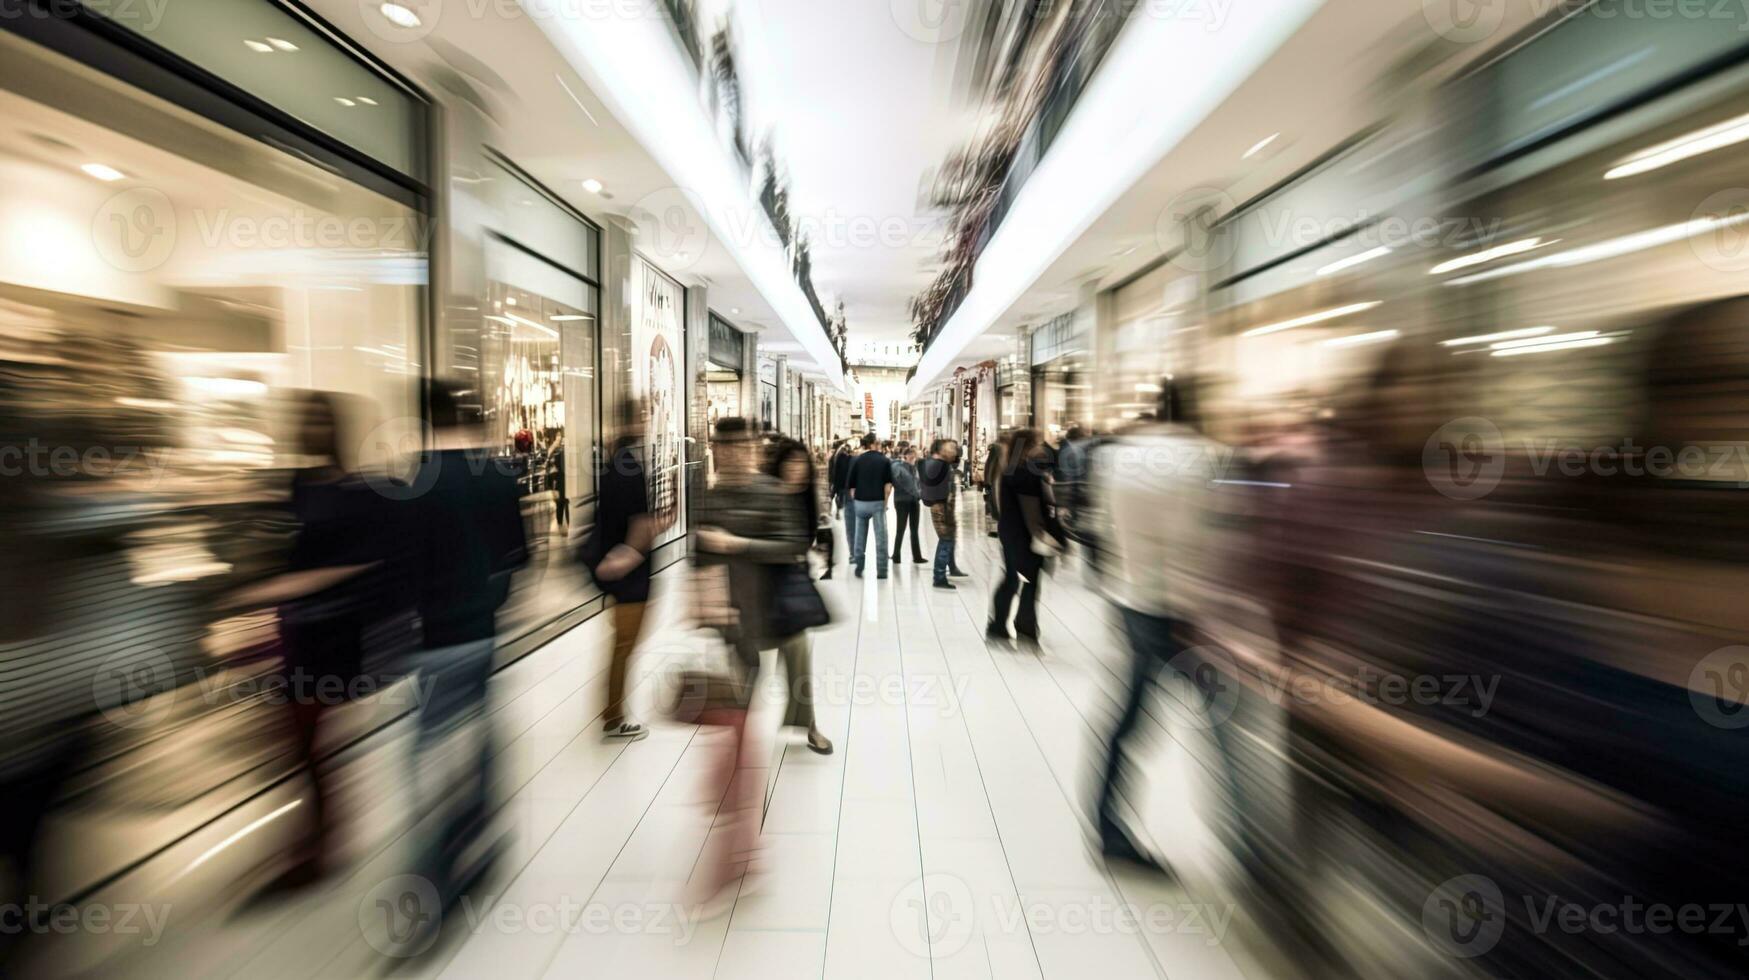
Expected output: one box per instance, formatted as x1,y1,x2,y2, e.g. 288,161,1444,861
412,449,529,647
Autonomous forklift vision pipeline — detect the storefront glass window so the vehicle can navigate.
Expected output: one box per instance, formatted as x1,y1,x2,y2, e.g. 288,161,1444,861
484,238,598,638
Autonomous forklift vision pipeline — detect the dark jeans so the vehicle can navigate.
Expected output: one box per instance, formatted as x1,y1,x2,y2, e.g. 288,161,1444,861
989,560,1039,636
1095,608,1266,871
933,537,956,584
892,500,923,560
412,638,497,904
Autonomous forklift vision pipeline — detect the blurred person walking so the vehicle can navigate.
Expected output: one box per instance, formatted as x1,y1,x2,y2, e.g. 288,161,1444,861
255,391,415,887
844,433,894,578
919,439,969,588
581,407,667,742
828,437,852,520
988,428,1059,645
1056,424,1090,536
890,443,927,565
766,438,834,754
981,436,1006,538
406,381,528,908
1087,377,1260,873
689,417,815,907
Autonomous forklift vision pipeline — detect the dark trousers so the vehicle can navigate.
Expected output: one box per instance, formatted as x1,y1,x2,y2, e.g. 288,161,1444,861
989,560,1039,636
413,638,497,905
892,500,923,560
1095,608,1267,871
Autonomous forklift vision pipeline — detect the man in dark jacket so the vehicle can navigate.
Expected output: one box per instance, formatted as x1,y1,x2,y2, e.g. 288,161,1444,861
408,381,528,911
828,438,853,518
918,438,969,588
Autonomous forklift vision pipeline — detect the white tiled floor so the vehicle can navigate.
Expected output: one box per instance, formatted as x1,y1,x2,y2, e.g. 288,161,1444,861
58,504,1276,980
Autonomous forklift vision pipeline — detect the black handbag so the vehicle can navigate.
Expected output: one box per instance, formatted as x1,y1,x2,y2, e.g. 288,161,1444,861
768,562,830,637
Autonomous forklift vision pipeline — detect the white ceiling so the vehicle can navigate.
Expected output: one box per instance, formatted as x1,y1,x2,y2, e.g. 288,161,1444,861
300,0,842,381
922,0,1547,383
300,0,1546,393
726,0,970,343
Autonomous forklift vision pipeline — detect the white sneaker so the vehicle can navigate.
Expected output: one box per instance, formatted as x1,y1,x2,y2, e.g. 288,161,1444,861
604,721,649,741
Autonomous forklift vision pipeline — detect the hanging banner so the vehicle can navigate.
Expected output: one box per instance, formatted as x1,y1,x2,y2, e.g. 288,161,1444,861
632,256,685,545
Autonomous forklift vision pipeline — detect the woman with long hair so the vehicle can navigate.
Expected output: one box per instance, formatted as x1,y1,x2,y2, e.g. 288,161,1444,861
765,438,834,754
989,427,1058,646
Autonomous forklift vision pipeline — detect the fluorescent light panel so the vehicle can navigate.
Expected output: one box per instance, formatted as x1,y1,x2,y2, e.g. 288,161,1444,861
1315,245,1391,277
1441,326,1555,346
1605,110,1749,180
1240,301,1382,338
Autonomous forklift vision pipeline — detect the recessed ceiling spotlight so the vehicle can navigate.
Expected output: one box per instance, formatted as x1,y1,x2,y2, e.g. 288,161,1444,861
244,40,274,53
357,96,378,106
80,163,125,182
379,3,422,28
335,97,356,107
581,178,603,194
730,307,741,314
267,37,299,52
1242,132,1279,159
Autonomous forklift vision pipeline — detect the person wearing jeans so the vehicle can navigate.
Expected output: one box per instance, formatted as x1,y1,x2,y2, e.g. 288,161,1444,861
844,433,893,578
408,381,529,911
919,438,967,589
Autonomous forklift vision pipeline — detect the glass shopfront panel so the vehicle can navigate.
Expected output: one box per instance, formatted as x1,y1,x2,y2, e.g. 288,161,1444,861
484,238,598,638
0,28,426,864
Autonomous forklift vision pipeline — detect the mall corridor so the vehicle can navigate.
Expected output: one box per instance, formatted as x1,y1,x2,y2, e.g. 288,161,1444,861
8,1,1749,978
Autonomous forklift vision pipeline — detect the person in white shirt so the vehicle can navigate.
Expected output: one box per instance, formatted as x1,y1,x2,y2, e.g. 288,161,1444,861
1088,376,1238,871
